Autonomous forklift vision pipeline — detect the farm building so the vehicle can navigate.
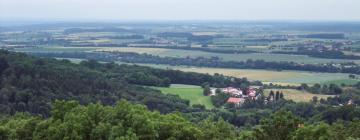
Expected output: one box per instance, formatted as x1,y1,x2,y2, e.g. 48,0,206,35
247,88,257,99
227,97,245,105
222,87,243,96
209,88,217,96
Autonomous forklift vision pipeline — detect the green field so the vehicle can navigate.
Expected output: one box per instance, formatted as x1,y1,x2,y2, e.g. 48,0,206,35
16,46,360,64
14,46,99,53
97,47,360,64
55,58,86,64
155,84,214,109
264,89,335,102
134,64,360,86
15,46,360,86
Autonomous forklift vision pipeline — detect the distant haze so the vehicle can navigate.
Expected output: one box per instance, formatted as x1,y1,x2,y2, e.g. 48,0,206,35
1,0,360,21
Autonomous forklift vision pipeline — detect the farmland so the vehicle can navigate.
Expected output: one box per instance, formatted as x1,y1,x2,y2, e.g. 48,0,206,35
96,47,360,64
3,22,360,94
14,45,360,86
263,89,335,102
135,63,359,85
13,46,360,64
155,84,214,109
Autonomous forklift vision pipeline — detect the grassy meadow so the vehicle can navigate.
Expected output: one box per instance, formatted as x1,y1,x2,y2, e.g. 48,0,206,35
137,64,359,86
97,47,360,64
15,46,360,86
155,84,214,109
13,46,360,64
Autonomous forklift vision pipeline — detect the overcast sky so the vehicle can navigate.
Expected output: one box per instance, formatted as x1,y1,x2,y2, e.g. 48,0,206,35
1,0,360,21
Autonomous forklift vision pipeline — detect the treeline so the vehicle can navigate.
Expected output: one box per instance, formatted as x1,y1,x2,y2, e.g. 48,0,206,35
273,49,360,60
63,27,132,35
105,35,145,39
298,83,343,95
300,33,345,39
1,100,360,140
121,46,258,54
31,51,360,75
157,32,218,43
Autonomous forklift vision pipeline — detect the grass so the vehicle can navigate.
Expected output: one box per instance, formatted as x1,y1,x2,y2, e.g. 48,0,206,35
55,58,86,64
17,46,360,86
137,64,359,85
321,79,360,86
179,67,359,85
99,46,360,64
155,84,214,109
95,47,168,54
263,89,335,102
14,46,99,53
15,46,360,64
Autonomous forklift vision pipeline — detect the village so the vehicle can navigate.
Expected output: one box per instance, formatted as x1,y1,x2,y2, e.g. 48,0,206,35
209,86,263,106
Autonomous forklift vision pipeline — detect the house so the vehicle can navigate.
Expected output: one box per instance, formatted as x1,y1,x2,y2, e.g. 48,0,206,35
227,97,245,105
209,88,217,96
348,99,354,105
247,88,256,97
222,87,243,96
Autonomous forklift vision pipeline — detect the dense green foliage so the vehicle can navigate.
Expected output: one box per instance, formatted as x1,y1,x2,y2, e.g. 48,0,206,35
240,110,360,140
1,50,219,116
0,100,238,140
2,102,359,140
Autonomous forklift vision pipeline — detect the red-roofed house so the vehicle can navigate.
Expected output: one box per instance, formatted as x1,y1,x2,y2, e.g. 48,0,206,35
227,97,245,105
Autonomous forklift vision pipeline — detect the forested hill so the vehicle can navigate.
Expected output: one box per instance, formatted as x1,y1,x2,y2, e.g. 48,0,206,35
0,50,250,116
1,50,360,139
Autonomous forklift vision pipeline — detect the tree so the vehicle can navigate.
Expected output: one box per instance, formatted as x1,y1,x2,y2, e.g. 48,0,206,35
292,123,335,140
198,118,237,140
253,111,303,140
275,91,280,101
329,84,342,95
299,83,309,91
280,92,284,99
0,57,9,74
349,74,356,79
203,85,211,96
211,93,230,107
311,83,322,94
269,90,275,98
312,96,318,104
355,82,360,90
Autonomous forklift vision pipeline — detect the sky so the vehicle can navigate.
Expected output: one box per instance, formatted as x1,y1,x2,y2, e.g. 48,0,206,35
0,0,360,21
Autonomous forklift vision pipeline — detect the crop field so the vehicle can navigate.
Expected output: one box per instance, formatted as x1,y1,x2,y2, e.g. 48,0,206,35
12,46,360,64
155,84,214,109
136,64,359,85
14,46,99,53
95,47,168,54
98,47,360,64
263,89,335,102
176,67,359,85
69,32,120,37
55,58,86,64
